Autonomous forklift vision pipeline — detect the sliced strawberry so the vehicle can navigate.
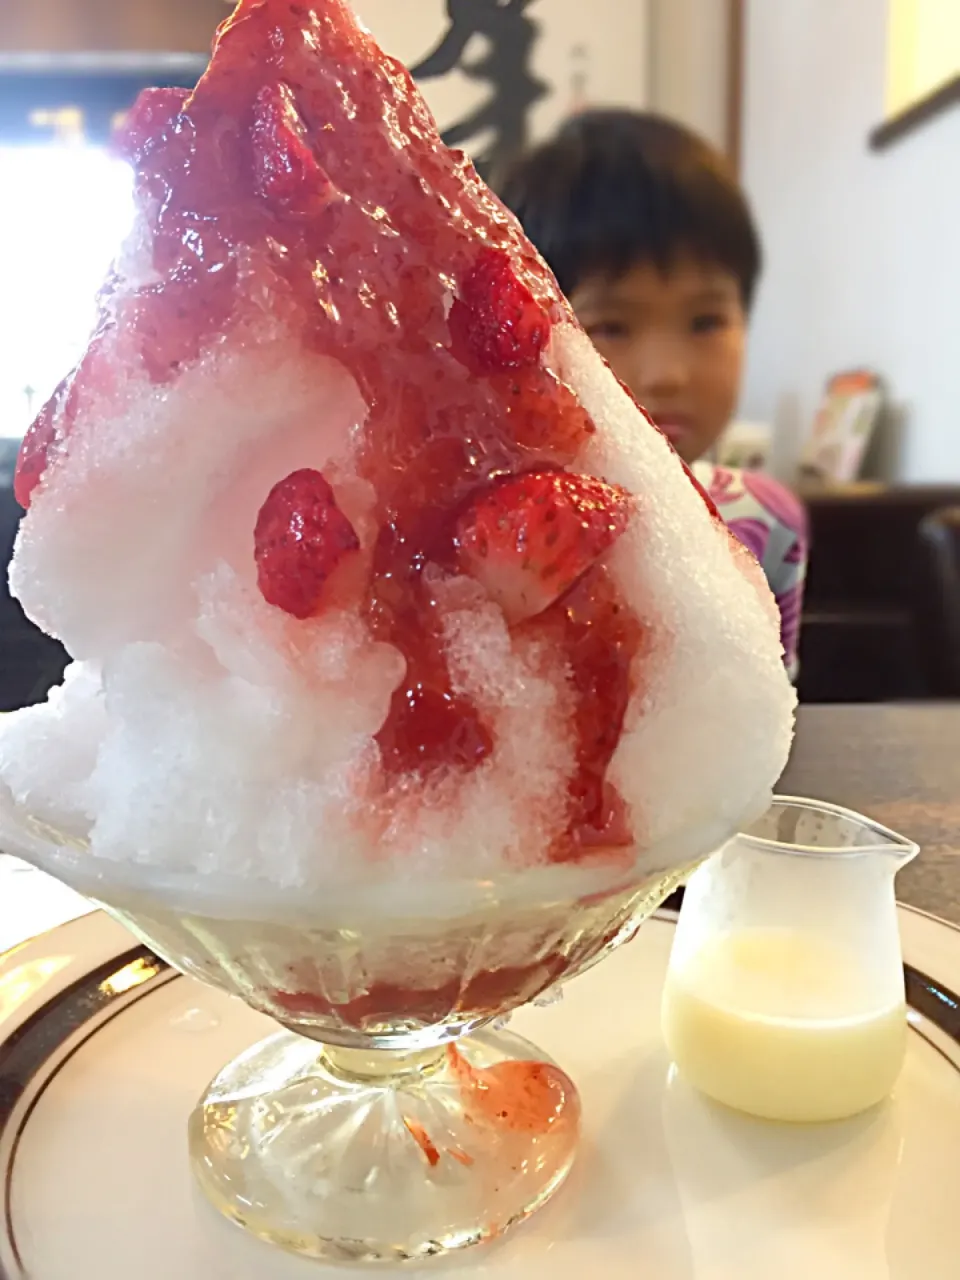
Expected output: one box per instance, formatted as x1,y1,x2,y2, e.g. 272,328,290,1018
250,82,331,214
448,249,551,374
494,364,596,460
113,87,190,167
455,471,632,624
254,469,360,619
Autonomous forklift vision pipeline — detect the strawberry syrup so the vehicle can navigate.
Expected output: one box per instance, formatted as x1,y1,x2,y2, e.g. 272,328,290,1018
16,0,649,859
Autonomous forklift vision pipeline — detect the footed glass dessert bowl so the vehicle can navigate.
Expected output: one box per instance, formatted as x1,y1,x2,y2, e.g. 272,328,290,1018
0,792,699,1265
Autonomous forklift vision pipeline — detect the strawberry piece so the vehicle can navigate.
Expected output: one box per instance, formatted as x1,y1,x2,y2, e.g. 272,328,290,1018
455,471,632,624
494,365,596,461
254,469,360,619
113,87,189,167
250,82,332,214
449,249,551,374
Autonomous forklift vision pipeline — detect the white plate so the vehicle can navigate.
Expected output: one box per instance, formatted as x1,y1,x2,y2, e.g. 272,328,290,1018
0,855,94,953
0,904,958,1279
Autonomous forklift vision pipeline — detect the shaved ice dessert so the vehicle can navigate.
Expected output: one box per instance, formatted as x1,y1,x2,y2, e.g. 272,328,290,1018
2,2,792,902
0,0,797,1263
0,0,799,1027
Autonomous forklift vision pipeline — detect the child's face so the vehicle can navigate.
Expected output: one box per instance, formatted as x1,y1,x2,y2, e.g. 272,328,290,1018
571,255,747,464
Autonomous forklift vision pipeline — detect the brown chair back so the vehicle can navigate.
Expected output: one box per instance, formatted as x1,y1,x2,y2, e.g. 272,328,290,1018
918,507,960,698
800,484,960,701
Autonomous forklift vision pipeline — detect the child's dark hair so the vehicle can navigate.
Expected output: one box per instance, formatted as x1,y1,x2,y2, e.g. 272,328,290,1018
498,110,762,309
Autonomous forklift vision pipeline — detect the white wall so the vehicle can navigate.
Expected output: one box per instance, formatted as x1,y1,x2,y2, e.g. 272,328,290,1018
742,0,960,482
648,0,731,152
355,0,650,148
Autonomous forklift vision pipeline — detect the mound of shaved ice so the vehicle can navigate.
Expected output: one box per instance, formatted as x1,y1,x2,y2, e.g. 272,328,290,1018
0,0,795,899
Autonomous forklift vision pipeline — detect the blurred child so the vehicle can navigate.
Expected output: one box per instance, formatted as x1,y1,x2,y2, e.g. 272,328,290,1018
500,110,807,677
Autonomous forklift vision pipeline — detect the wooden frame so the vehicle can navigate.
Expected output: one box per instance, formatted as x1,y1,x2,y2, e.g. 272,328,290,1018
726,0,745,172
870,72,960,149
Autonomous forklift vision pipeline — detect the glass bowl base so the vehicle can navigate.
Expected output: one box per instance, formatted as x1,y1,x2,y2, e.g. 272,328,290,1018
188,1026,581,1265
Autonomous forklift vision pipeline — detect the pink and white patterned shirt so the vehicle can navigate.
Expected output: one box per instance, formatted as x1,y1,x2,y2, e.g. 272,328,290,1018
693,462,808,679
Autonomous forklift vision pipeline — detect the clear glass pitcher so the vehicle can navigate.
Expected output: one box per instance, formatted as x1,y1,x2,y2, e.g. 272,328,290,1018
662,796,919,1123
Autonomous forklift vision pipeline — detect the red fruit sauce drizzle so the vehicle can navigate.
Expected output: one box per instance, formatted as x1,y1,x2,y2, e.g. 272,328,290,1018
403,1119,442,1168
268,903,634,1029
15,0,660,860
273,953,569,1026
403,1055,577,1171
448,1046,580,1137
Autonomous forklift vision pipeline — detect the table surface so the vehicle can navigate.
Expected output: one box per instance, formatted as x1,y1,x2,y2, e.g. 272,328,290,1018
780,704,960,923
1,704,959,956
